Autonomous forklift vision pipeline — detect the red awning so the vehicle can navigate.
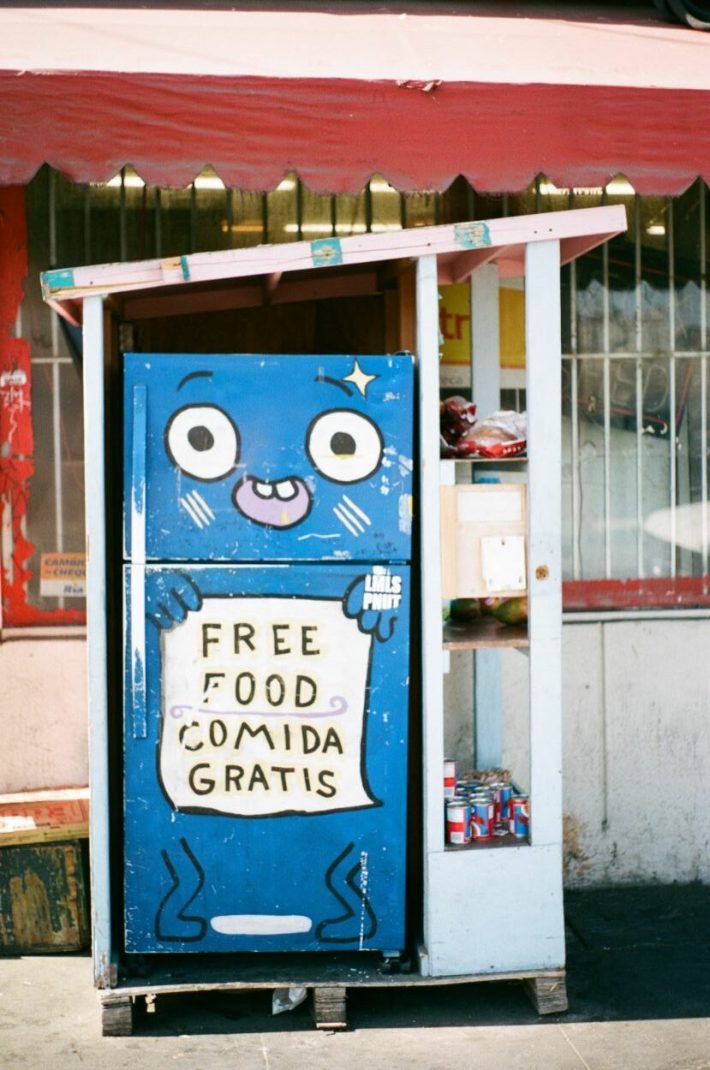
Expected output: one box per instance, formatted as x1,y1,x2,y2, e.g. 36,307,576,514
1,5,709,194
3,70,709,195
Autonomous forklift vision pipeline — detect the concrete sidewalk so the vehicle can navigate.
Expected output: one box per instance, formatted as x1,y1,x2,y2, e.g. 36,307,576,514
2,885,710,1070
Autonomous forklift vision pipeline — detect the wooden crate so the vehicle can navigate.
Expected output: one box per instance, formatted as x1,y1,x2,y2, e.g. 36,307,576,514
0,840,90,954
0,787,89,847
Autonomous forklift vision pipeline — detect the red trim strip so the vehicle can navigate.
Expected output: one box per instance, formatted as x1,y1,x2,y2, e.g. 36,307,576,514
0,186,84,627
564,577,710,611
0,72,709,194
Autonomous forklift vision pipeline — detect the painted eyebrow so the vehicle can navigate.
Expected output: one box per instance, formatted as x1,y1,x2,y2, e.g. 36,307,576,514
178,370,214,391
314,374,353,397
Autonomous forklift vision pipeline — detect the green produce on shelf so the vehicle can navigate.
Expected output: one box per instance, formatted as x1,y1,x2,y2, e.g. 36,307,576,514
449,597,482,621
491,596,528,626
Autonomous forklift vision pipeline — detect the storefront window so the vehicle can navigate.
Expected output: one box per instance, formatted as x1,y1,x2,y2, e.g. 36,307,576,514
558,179,709,605
2,169,708,625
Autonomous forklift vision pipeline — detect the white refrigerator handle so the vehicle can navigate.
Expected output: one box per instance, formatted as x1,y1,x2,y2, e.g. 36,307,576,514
130,382,147,740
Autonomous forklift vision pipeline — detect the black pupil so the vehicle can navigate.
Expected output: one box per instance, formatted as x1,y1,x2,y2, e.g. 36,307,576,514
330,431,356,456
188,425,215,452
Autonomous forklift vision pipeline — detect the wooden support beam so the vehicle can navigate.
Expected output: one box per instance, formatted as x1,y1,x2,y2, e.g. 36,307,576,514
101,995,134,1036
122,270,381,320
523,973,568,1015
312,986,347,1030
263,271,282,303
438,246,499,285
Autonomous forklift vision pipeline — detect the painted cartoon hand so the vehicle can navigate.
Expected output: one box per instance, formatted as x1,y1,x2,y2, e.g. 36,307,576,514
146,571,202,631
342,571,401,643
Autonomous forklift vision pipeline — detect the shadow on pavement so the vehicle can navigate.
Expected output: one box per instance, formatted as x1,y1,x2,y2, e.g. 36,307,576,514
128,883,710,1036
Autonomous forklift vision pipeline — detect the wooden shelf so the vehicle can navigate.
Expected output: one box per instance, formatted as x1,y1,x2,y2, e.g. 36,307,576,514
438,455,526,468
445,833,530,851
441,455,527,464
443,615,529,650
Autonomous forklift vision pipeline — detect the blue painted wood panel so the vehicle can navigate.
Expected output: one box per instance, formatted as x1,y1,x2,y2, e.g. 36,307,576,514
123,353,414,563
123,563,411,953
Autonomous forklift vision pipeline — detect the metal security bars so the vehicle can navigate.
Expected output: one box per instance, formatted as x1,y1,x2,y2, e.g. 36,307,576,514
5,168,709,624
559,180,709,602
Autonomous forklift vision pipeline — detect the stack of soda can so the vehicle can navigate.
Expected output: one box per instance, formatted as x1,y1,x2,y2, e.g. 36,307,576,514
443,760,530,845
509,794,530,838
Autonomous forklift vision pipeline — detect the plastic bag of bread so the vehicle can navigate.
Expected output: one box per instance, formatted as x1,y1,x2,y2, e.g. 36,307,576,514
456,410,527,458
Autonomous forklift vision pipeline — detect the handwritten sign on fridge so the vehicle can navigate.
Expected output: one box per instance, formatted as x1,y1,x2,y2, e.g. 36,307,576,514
159,596,378,817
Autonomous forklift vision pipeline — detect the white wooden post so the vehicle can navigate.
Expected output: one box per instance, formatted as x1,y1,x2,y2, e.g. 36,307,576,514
525,240,563,848
417,254,445,863
82,295,113,987
470,264,503,768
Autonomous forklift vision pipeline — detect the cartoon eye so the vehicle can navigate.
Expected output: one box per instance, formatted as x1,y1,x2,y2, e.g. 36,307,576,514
306,409,384,484
165,405,239,482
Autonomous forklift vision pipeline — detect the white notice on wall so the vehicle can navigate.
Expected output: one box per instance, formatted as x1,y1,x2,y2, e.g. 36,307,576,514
456,488,523,524
159,596,376,817
480,535,527,592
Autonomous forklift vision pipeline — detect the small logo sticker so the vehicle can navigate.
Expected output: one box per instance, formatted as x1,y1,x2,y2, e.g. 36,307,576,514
42,268,76,291
311,238,343,267
454,222,492,250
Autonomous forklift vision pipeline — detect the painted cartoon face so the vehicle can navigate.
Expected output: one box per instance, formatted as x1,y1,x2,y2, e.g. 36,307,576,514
125,353,413,561
164,388,384,530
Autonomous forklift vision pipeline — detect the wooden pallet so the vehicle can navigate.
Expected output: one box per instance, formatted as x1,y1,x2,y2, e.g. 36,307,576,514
98,955,567,1035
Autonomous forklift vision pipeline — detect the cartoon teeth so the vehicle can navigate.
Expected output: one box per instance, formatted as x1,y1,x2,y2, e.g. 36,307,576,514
233,475,312,528
253,478,298,501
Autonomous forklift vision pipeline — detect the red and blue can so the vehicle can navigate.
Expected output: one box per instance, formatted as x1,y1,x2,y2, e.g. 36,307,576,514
498,783,514,821
510,795,530,838
443,759,457,801
446,799,472,845
470,796,494,840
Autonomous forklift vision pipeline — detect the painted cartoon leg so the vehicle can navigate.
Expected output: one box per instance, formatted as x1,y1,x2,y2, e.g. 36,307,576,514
155,837,208,943
315,842,377,945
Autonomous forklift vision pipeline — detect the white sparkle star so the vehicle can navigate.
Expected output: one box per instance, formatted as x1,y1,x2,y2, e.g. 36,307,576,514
342,359,378,398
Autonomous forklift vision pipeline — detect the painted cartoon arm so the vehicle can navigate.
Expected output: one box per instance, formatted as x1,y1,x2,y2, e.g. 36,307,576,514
146,570,202,631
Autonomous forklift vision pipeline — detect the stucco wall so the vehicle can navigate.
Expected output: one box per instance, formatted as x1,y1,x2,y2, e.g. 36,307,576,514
0,636,88,793
562,619,709,885
517,618,709,885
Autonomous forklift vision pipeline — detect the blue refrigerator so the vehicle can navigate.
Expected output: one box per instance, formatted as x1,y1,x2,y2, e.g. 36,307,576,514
123,352,414,954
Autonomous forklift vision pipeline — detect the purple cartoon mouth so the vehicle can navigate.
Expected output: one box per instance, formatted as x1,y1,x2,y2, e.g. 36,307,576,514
232,475,312,528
